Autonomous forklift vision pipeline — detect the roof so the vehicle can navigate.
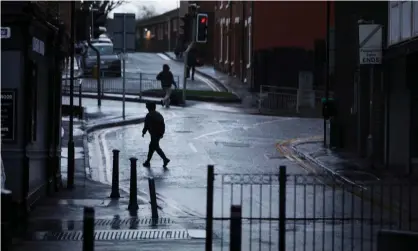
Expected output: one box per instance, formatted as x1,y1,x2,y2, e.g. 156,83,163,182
136,8,179,27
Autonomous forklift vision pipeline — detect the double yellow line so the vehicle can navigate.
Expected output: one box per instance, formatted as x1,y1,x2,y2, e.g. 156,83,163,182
276,136,403,215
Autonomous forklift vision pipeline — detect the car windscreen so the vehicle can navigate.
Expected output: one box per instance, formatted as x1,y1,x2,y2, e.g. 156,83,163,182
88,45,114,56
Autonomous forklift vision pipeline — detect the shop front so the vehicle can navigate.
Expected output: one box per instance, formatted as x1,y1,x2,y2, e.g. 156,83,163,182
385,1,418,174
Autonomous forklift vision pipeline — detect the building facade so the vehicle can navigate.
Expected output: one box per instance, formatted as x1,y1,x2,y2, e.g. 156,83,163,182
384,1,418,174
213,1,334,91
1,1,72,223
135,9,180,53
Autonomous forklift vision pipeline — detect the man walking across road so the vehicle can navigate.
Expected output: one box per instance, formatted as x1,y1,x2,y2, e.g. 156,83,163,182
156,64,177,108
142,102,170,168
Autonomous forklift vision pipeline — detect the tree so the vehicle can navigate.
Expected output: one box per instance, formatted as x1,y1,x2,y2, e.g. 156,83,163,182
136,5,157,21
83,0,126,20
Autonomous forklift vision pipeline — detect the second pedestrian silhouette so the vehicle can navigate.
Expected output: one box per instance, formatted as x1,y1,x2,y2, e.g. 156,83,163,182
142,102,170,168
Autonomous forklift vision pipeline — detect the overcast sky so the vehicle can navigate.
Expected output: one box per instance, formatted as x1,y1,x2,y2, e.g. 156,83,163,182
109,0,179,19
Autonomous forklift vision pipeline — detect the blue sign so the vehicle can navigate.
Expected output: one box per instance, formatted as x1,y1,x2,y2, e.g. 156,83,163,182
1,27,11,39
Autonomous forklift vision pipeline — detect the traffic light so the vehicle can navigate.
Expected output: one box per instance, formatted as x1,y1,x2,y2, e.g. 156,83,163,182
180,14,192,44
196,13,208,43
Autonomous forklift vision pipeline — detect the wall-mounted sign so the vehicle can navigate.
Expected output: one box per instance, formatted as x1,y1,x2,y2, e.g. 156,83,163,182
359,24,383,65
32,37,45,56
1,27,11,39
1,89,17,142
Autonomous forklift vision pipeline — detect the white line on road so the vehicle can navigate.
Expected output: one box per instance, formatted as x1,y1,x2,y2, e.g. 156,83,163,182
194,74,220,91
157,53,171,61
285,155,295,162
193,118,294,140
188,142,198,153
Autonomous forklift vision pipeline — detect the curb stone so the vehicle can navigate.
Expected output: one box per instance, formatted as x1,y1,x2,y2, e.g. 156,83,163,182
63,92,241,104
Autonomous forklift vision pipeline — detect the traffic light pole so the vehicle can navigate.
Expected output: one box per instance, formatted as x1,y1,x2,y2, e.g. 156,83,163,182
182,13,197,105
323,0,331,148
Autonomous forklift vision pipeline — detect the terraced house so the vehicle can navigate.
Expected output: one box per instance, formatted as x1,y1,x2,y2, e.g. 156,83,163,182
214,1,333,92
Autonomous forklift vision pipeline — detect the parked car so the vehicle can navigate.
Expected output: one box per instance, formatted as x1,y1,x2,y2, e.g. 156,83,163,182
91,38,112,44
82,42,121,77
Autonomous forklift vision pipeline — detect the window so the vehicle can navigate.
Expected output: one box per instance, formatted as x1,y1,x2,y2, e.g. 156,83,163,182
173,19,178,31
247,17,252,68
219,20,223,62
226,0,231,8
88,45,114,56
220,0,223,9
226,19,229,64
158,24,163,40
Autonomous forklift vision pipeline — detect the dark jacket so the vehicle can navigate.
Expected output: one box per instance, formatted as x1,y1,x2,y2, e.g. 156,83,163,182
156,70,175,88
187,48,197,67
142,111,165,137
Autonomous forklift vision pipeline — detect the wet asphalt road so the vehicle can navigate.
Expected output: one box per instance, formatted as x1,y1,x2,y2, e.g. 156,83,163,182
87,104,401,251
78,52,218,94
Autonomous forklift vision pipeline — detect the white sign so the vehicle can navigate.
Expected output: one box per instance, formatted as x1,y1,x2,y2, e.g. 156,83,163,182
1,27,11,39
359,24,382,65
32,37,45,56
360,48,382,65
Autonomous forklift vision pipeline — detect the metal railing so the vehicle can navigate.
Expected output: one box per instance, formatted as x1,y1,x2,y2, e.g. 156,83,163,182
206,166,418,251
258,85,334,115
62,72,180,97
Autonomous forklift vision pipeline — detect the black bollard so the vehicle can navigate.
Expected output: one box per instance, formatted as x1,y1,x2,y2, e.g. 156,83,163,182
83,207,95,251
148,178,158,220
67,140,75,189
1,189,12,251
78,81,82,108
279,165,287,251
128,157,139,211
110,149,120,198
205,165,214,251
229,205,242,251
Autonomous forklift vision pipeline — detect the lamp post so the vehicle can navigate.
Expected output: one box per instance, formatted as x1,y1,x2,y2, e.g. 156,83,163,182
324,0,331,148
67,0,76,189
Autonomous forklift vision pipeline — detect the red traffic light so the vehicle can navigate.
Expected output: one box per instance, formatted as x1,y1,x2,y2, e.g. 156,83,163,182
200,17,207,24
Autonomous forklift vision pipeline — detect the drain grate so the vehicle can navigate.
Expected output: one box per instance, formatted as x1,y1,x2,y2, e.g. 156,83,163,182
95,218,173,226
37,229,190,241
174,130,192,133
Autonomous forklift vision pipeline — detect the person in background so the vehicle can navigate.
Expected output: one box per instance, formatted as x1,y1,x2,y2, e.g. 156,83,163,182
142,102,170,168
186,44,197,81
156,64,177,108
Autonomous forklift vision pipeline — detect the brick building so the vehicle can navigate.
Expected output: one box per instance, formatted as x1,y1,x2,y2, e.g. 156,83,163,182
213,1,334,91
135,1,215,65
136,9,180,53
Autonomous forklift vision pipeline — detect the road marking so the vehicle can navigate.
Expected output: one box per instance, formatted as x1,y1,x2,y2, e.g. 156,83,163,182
285,155,295,162
194,118,292,140
188,142,198,153
194,74,220,91
157,53,171,61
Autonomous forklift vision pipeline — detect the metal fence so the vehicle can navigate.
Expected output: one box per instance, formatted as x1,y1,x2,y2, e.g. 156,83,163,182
62,72,180,97
258,85,334,115
206,166,418,251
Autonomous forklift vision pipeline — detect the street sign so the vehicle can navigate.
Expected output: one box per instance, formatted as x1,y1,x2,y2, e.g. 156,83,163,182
1,89,17,142
359,24,382,65
112,13,136,53
1,27,11,39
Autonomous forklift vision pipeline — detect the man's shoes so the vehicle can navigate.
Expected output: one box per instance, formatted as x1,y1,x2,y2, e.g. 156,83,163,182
160,100,164,106
163,159,170,168
143,161,151,168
